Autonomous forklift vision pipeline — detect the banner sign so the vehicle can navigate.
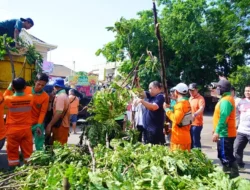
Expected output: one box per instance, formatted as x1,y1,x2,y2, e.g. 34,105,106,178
43,61,54,74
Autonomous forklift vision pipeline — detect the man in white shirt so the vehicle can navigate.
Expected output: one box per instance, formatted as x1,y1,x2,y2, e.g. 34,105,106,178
234,85,250,170
231,87,241,128
132,98,145,142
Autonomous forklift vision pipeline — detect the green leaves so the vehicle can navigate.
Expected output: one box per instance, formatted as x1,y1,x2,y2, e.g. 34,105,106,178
1,142,250,189
228,65,250,96
96,0,250,90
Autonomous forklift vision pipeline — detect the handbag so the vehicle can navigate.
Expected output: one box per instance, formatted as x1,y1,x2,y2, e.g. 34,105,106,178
177,110,192,128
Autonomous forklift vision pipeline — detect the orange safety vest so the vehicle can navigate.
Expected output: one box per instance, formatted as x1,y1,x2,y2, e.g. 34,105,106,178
213,95,236,137
166,98,191,144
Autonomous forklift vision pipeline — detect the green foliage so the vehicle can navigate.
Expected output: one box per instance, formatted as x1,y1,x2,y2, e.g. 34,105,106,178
96,0,250,90
88,83,131,121
2,142,249,189
228,65,250,96
0,34,18,60
25,45,43,86
0,35,44,85
86,83,132,146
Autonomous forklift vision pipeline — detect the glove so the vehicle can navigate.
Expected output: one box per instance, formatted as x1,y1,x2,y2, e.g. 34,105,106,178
32,124,43,132
7,83,13,91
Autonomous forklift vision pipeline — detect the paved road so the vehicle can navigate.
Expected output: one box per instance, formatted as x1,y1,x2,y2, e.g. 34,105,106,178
0,115,249,179
201,114,250,179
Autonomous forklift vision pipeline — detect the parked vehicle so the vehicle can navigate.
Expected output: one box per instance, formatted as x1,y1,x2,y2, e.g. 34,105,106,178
43,85,91,120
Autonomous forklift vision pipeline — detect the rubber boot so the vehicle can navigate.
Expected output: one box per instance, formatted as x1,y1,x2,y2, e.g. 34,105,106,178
230,161,239,179
0,138,6,150
222,165,231,175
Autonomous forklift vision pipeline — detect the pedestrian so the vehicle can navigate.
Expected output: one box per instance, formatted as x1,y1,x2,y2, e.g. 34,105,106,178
188,83,205,149
69,89,80,134
45,78,70,145
231,86,241,128
0,92,5,150
234,85,250,170
132,97,146,142
164,83,192,151
4,78,33,168
212,79,239,178
134,81,165,145
165,88,176,145
0,18,34,46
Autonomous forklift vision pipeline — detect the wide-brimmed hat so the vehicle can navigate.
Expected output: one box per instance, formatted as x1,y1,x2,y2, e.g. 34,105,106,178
53,78,65,88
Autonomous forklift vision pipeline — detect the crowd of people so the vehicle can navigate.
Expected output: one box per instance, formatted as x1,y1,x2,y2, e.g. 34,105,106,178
0,74,80,169
0,72,249,179
129,78,249,179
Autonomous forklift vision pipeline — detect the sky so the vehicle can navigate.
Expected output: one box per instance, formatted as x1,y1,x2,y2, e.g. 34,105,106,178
0,0,154,72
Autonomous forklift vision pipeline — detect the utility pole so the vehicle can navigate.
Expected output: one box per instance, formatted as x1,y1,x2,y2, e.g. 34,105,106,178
72,61,75,75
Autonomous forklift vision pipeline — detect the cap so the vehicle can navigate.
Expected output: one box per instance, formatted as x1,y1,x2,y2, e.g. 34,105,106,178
173,83,188,94
53,78,65,88
188,83,198,90
170,87,175,92
217,79,231,92
20,18,34,26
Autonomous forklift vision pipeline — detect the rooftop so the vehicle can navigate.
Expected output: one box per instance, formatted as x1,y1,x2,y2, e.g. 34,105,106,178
50,64,75,77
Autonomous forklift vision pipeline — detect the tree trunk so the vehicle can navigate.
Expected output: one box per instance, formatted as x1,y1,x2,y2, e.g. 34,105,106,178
152,1,169,104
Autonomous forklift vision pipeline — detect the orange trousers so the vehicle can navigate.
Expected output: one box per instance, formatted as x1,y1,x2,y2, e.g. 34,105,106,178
170,143,191,152
52,126,69,145
6,128,33,166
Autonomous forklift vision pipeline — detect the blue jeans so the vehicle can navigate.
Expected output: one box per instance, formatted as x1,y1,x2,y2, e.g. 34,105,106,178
190,125,203,149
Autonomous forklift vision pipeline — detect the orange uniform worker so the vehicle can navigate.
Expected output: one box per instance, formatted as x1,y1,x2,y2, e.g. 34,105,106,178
0,92,6,150
25,74,49,150
45,78,70,145
4,74,49,150
4,78,33,167
164,83,192,151
188,83,205,149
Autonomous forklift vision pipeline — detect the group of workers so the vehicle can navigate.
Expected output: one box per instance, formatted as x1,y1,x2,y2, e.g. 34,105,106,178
0,74,78,169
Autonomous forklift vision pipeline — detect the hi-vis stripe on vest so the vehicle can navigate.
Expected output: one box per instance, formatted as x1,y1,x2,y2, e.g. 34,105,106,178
9,106,32,112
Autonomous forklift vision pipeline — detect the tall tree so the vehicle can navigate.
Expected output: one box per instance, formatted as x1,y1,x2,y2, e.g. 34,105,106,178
96,0,250,90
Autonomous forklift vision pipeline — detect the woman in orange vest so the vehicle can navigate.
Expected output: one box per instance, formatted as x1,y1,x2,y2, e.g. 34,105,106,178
164,83,192,151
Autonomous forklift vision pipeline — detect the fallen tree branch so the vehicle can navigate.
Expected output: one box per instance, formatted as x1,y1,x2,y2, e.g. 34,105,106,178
87,140,96,172
63,177,70,190
17,57,27,77
122,163,134,175
3,36,16,80
122,54,144,87
0,169,29,186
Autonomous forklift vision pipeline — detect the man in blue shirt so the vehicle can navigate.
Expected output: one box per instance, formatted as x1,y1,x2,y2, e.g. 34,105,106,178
0,18,34,46
135,81,165,144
